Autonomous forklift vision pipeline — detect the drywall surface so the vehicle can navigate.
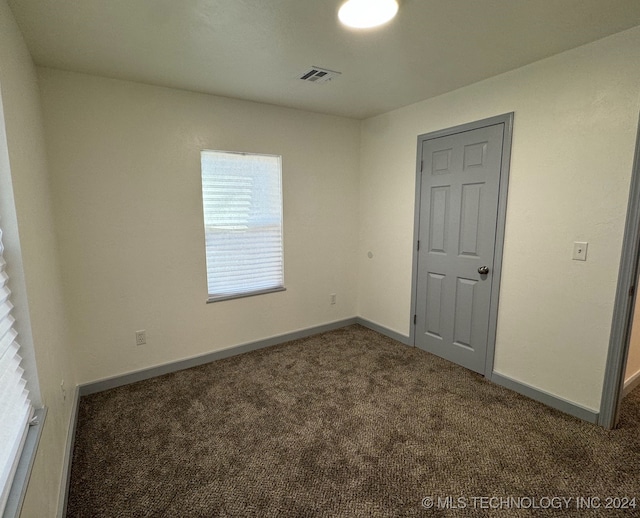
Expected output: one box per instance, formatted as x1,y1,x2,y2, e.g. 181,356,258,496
358,26,640,411
38,69,360,384
0,1,76,516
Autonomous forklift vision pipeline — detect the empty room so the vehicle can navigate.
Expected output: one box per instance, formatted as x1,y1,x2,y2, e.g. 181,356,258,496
2,0,640,516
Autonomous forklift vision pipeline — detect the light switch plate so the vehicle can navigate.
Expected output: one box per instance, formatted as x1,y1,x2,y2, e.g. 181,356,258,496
573,242,588,261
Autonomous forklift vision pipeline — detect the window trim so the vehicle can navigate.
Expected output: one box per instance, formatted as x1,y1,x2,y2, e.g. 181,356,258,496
200,150,285,303
0,68,45,518
2,408,46,518
206,286,286,304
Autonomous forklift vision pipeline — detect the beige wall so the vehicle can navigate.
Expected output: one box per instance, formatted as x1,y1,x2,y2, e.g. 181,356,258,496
4,4,640,513
0,1,76,516
37,69,361,384
358,26,640,412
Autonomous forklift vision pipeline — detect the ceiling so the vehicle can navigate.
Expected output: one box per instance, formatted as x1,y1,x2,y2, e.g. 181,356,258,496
8,0,640,119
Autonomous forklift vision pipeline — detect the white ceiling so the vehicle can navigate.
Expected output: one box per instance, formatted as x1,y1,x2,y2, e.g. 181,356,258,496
8,0,640,119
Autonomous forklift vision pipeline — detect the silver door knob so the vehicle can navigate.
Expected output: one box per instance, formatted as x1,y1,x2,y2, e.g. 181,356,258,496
478,266,489,275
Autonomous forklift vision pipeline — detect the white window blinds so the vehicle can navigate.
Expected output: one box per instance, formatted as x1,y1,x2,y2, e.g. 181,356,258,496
201,151,284,301
0,227,33,514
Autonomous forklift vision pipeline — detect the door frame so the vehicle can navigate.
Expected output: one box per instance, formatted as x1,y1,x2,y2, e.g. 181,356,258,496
599,114,640,429
409,113,514,377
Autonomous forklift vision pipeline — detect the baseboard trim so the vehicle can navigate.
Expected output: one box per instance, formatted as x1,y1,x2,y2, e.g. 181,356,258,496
355,317,410,345
73,320,601,428
362,320,601,424
490,372,599,424
623,369,640,398
78,318,359,396
57,386,80,518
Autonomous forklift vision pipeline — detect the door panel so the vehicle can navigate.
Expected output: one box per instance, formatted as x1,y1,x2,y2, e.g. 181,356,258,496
429,187,449,253
425,272,445,338
459,183,482,256
415,123,504,373
453,277,477,349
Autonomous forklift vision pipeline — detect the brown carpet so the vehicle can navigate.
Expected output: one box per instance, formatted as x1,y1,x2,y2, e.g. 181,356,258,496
66,325,640,517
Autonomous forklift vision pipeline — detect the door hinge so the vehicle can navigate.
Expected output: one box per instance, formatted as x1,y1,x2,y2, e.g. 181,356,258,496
630,285,636,298
417,240,420,251
413,314,417,325
420,160,423,172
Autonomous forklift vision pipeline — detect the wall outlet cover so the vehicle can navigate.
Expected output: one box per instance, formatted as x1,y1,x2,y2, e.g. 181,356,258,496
573,242,588,261
136,330,146,345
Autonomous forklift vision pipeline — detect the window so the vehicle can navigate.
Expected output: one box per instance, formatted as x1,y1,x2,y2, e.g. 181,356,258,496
200,150,284,302
0,226,33,515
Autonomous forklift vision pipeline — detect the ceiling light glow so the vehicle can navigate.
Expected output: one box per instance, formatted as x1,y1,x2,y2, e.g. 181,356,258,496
338,0,399,29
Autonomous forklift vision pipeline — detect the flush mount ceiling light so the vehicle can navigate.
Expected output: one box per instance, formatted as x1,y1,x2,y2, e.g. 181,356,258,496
338,0,399,29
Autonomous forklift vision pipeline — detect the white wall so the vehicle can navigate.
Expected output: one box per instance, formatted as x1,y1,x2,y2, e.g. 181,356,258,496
38,69,361,384
358,26,640,412
0,1,76,516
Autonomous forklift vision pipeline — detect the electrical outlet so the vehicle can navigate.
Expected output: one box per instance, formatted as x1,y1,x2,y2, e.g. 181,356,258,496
573,241,588,261
330,293,336,305
136,330,146,346
60,379,66,402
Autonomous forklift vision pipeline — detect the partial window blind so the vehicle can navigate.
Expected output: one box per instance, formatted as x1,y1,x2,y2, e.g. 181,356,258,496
201,151,284,301
0,227,33,514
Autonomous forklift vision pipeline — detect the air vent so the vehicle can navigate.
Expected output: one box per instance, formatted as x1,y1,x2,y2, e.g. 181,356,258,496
298,66,341,84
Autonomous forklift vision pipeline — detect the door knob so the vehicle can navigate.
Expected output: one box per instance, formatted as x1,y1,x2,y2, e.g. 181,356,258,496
478,266,489,275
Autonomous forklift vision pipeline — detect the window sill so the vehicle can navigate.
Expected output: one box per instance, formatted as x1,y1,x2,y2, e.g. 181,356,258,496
207,286,286,304
3,407,46,518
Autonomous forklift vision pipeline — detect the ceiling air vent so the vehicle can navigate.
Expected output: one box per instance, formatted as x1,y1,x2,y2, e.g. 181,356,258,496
298,66,341,84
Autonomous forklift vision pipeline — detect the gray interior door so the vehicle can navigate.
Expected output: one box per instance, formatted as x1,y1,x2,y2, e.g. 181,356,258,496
415,123,504,374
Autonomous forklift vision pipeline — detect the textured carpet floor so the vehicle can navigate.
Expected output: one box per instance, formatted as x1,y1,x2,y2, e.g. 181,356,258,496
67,325,640,517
